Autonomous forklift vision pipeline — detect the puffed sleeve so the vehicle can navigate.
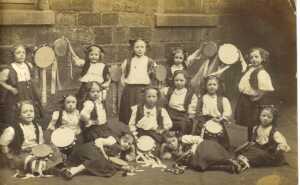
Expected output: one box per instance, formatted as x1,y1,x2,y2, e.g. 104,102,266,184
222,97,232,120
47,111,59,130
0,127,15,146
80,100,95,124
188,94,198,115
95,136,117,147
181,135,203,145
273,131,291,152
72,55,85,67
128,105,138,134
161,108,173,130
257,70,274,91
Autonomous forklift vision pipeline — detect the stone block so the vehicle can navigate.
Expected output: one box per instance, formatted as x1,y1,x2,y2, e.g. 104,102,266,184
102,13,119,25
116,45,130,62
148,43,165,61
54,26,95,43
93,0,113,12
112,27,129,44
112,0,143,13
152,28,194,42
78,13,101,26
94,27,113,44
0,47,12,64
50,0,72,11
119,13,152,26
71,0,94,11
163,0,203,13
0,10,55,25
56,13,77,26
101,45,118,63
129,27,152,41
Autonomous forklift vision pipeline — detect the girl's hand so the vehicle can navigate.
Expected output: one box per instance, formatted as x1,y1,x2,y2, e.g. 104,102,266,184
161,152,172,160
277,144,291,152
10,87,18,95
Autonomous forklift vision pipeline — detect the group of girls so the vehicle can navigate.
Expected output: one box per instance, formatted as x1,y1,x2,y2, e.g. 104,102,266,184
0,38,291,180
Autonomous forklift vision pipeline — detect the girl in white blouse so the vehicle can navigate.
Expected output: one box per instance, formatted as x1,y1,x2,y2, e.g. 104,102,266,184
195,75,232,149
80,81,112,142
119,38,156,125
235,48,274,141
129,87,172,144
161,70,197,135
47,94,81,136
68,42,111,109
235,105,290,172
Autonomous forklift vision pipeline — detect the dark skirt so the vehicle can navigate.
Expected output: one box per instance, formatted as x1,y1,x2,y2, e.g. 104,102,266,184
82,124,114,143
137,128,164,144
119,84,147,124
239,144,287,167
66,143,120,177
190,140,233,170
167,107,192,135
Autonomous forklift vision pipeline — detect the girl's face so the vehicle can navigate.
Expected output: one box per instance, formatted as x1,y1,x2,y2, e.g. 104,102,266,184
174,73,187,89
259,109,273,127
20,103,35,123
64,96,77,112
144,89,158,107
206,78,219,95
89,83,101,101
88,47,101,63
120,137,133,151
249,50,263,66
0,69,9,82
166,137,179,151
133,40,146,57
174,52,185,66
14,46,26,63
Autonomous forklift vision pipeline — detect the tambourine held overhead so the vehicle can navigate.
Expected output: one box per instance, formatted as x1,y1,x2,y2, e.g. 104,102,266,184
218,43,240,65
202,41,218,58
34,46,56,68
53,37,68,57
155,65,167,82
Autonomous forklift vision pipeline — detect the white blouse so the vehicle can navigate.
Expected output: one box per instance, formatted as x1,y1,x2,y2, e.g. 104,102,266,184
48,110,81,135
11,62,31,82
79,63,106,83
170,64,185,75
201,94,232,119
0,123,44,150
162,87,198,115
255,125,290,151
129,105,172,133
80,99,107,126
121,56,151,85
181,135,203,154
239,67,274,96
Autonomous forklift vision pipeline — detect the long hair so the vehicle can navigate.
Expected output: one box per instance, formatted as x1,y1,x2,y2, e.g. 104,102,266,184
58,94,77,110
167,48,188,68
246,47,270,64
258,105,279,126
200,75,225,96
172,70,191,89
15,100,37,124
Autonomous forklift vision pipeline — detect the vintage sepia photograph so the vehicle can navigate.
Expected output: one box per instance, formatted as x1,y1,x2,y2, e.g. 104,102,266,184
0,0,297,185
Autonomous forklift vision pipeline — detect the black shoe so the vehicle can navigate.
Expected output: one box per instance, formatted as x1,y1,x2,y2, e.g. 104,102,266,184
61,168,73,180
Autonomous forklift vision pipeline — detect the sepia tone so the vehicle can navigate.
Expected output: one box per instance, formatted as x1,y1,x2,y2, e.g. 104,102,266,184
0,0,297,185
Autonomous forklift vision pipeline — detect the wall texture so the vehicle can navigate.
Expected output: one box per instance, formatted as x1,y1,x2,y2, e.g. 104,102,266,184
0,0,296,105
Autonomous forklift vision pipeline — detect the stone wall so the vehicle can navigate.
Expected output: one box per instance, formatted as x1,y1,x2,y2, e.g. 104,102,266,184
0,0,296,104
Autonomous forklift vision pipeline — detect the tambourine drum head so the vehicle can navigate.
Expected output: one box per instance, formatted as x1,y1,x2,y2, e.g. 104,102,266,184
202,41,218,58
137,135,156,152
155,65,167,81
54,38,68,57
205,120,223,134
218,44,239,65
109,65,122,82
51,128,75,148
34,46,55,68
31,144,53,158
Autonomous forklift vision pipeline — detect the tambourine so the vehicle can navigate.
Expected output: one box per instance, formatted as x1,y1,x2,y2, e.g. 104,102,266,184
137,136,156,152
109,64,122,82
34,46,56,68
31,144,53,158
202,41,218,58
53,37,68,57
51,128,75,148
204,120,223,137
218,44,240,65
155,65,167,82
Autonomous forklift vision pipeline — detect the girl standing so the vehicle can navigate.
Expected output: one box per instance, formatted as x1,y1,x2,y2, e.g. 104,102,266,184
195,75,232,149
80,81,111,142
128,87,172,144
119,39,156,124
47,94,81,136
68,42,110,108
235,105,290,172
5,45,43,123
162,70,197,135
235,48,274,140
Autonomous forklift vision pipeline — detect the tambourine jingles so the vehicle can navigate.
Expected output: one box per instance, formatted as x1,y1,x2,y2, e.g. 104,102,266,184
34,46,56,68
202,41,218,58
53,37,68,57
51,128,75,148
204,120,223,138
155,65,167,82
109,64,122,82
31,144,53,158
218,43,240,65
137,135,156,152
